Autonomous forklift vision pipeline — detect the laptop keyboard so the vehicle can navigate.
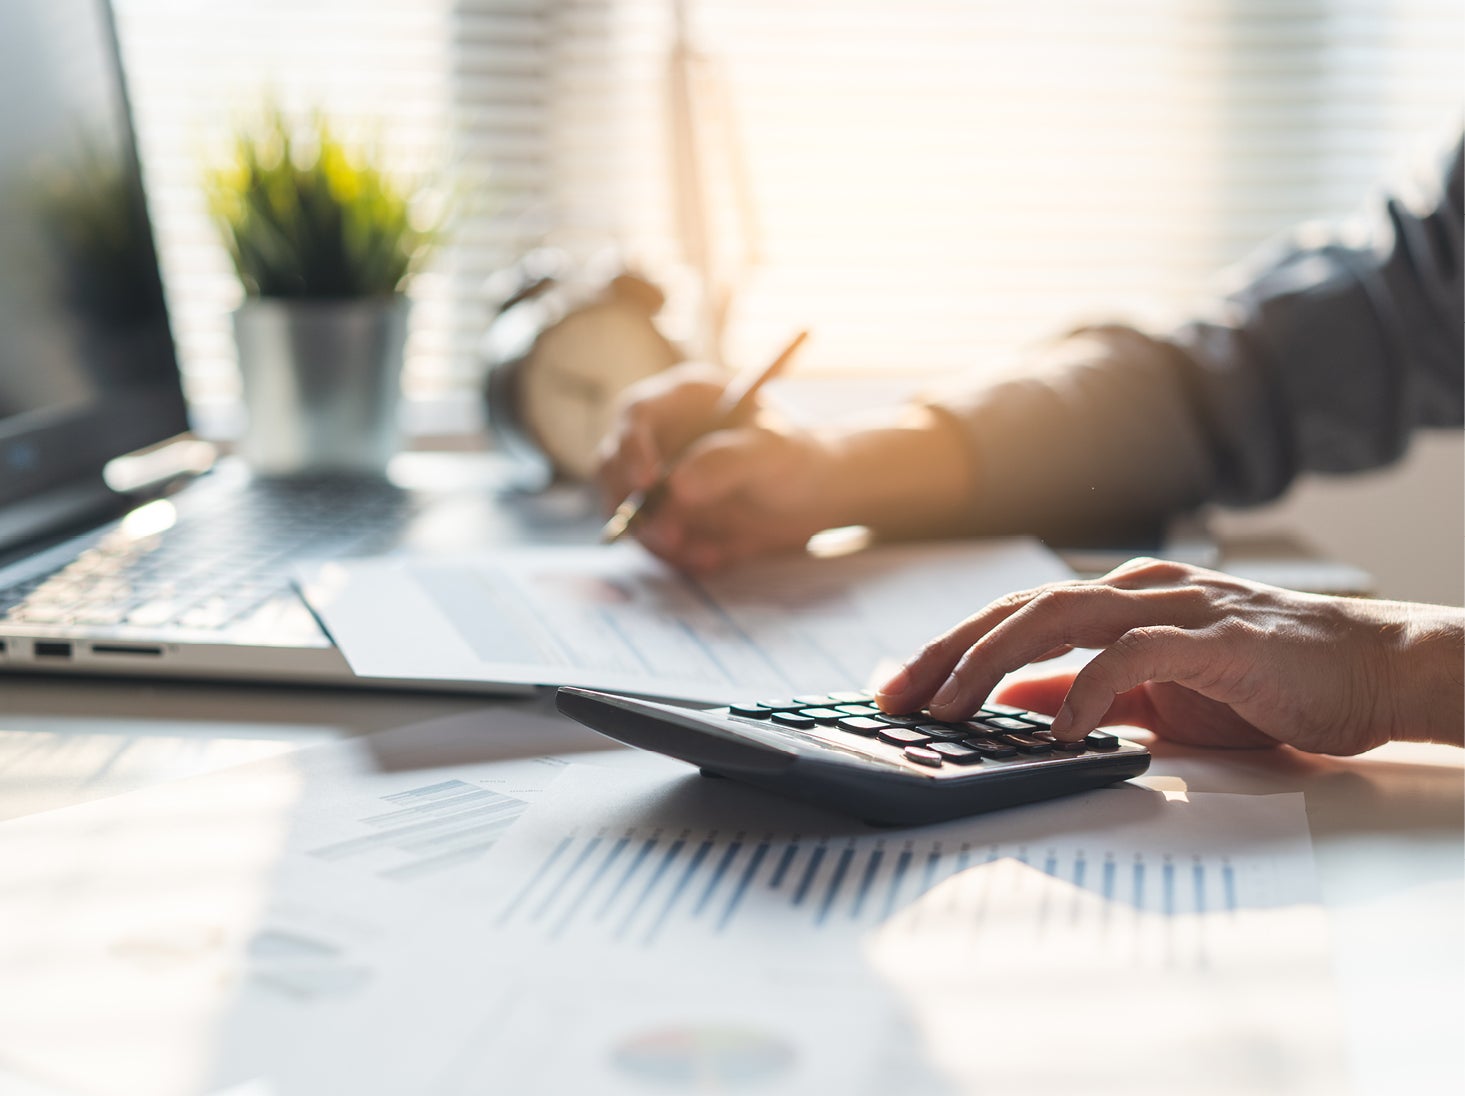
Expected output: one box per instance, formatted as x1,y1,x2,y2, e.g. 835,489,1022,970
0,477,412,633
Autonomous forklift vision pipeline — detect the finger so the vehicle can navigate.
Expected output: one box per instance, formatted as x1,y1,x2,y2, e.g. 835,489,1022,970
923,584,1211,720
875,581,1084,710
1030,644,1074,663
1048,625,1209,739
994,669,1154,727
595,416,662,514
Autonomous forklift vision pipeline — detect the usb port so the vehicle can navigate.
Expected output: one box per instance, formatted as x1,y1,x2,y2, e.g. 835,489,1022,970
34,640,73,659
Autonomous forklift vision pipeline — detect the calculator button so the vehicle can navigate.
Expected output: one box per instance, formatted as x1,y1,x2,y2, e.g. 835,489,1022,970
1016,711,1054,728
1084,731,1121,750
903,746,943,768
929,741,984,765
757,700,806,712
827,690,872,703
771,711,817,729
794,693,838,706
729,703,773,718
966,741,1019,759
836,716,888,736
981,703,1028,718
996,733,1053,754
979,716,1038,733
877,726,932,747
1046,738,1085,753
798,707,845,723
873,712,928,727
834,704,881,717
915,724,971,741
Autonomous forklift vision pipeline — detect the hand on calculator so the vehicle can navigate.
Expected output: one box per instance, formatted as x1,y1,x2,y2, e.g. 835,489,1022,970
876,558,1465,756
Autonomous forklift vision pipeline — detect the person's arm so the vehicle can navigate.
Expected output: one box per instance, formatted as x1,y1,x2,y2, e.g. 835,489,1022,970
924,133,1465,543
596,135,1463,569
595,364,976,572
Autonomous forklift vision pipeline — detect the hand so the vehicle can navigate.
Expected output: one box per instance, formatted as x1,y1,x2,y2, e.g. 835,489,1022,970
595,363,846,573
875,558,1465,755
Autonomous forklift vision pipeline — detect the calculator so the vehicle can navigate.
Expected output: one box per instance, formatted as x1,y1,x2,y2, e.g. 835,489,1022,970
555,687,1151,826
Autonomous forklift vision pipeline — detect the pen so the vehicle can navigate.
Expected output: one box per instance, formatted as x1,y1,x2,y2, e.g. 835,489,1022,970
600,330,810,544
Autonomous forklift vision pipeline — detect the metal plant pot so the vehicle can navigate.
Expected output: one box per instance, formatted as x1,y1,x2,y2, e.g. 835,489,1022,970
233,296,408,476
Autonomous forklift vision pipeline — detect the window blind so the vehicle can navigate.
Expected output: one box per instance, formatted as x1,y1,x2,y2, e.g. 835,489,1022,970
114,0,1463,425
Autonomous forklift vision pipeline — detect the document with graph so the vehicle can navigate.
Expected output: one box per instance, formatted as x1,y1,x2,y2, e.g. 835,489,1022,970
454,763,1349,1095
298,538,1073,703
477,763,1322,960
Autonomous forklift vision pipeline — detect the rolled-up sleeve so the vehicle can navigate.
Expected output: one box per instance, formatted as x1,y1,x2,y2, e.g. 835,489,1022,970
926,133,1464,542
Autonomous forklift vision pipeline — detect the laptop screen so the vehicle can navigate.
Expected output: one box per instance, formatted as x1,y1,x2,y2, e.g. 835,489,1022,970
0,0,187,512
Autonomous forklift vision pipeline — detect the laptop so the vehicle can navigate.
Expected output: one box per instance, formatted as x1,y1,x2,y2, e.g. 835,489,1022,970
0,0,565,690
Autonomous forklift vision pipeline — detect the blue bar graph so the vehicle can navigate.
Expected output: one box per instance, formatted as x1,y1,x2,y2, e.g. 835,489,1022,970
497,827,1249,947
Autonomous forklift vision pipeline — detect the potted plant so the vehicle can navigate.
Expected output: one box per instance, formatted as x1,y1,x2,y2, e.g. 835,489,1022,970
206,110,435,475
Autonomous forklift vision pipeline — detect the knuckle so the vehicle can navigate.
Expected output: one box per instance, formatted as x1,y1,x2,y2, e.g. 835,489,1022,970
1108,556,1190,584
918,636,952,664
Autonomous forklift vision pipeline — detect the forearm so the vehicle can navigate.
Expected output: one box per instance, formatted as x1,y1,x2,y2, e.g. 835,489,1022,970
920,327,1219,544
812,405,974,538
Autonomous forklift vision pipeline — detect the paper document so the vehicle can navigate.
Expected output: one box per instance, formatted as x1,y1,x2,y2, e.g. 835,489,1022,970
299,538,1072,702
0,708,584,1096
443,763,1349,1095
476,764,1321,959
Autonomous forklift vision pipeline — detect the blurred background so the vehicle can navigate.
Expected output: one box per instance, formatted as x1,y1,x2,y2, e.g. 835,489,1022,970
112,0,1462,600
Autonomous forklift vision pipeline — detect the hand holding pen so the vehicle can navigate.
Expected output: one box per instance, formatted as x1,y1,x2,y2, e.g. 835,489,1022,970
600,331,810,544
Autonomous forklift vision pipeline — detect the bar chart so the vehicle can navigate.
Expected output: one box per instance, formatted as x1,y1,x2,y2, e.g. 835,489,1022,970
493,822,1244,949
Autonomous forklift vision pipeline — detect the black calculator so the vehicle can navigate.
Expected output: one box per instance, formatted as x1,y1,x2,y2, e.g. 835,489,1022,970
555,686,1151,826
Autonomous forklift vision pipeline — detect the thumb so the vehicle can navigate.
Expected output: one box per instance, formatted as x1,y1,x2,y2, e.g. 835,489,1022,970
995,670,1155,727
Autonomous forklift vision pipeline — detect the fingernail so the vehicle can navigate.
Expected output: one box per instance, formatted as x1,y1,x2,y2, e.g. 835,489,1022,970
1050,705,1074,737
931,676,958,708
877,665,911,701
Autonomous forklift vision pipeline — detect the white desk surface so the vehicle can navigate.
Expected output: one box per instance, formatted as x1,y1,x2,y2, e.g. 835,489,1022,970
1,672,1461,1095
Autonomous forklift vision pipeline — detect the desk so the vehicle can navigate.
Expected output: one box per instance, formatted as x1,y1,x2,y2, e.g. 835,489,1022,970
1,669,1460,1095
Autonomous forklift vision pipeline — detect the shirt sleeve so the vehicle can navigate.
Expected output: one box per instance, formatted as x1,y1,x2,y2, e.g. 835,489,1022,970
925,132,1464,544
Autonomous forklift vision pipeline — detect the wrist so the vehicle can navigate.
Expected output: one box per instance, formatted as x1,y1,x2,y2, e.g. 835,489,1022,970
1383,605,1465,747
812,406,974,536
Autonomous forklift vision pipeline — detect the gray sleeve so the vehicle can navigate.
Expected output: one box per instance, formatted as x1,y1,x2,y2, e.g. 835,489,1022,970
926,133,1464,543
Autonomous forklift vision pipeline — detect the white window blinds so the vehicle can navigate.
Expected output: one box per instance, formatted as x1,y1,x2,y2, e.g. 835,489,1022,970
114,0,1463,422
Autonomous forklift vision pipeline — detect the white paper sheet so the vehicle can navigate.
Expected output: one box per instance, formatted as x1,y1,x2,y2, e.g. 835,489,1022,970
297,539,1073,702
440,763,1348,1095
0,708,588,1096
474,765,1322,959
